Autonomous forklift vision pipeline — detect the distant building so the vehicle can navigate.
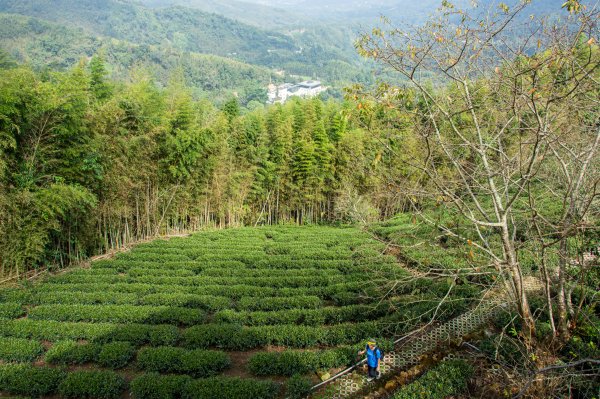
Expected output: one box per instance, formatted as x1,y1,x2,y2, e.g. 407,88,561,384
267,80,327,104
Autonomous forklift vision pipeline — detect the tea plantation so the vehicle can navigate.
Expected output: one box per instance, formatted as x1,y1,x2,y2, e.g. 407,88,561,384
0,226,480,399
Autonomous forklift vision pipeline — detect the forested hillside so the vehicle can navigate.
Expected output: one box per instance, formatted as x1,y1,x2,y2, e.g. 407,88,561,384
0,0,368,93
0,13,276,103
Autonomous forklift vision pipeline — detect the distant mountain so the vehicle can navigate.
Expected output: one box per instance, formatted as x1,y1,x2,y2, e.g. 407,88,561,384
236,0,567,25
137,0,305,28
0,0,299,66
0,12,276,102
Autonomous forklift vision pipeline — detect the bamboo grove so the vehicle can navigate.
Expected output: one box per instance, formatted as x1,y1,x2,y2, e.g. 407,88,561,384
0,58,417,278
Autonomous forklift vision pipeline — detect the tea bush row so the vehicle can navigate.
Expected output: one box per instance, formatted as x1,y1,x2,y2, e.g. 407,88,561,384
247,348,355,376
28,304,206,326
136,346,230,377
0,364,126,399
130,373,280,399
0,319,178,346
46,341,135,369
214,303,391,326
0,302,25,319
0,337,44,362
183,321,381,350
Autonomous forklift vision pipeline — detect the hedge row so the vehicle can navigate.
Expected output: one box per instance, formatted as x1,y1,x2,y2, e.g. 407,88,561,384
37,280,375,301
237,296,322,311
0,337,44,362
46,341,135,369
0,363,65,397
0,319,385,349
48,274,359,288
0,319,178,346
130,374,280,399
183,321,381,350
136,346,230,377
391,360,474,399
247,348,354,376
0,302,25,319
28,304,206,326
59,370,127,399
0,364,127,399
33,291,140,306
214,303,391,326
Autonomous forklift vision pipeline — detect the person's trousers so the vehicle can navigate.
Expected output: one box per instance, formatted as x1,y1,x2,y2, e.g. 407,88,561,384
368,366,379,378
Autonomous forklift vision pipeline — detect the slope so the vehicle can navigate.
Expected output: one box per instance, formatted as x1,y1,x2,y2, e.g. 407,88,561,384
0,13,274,101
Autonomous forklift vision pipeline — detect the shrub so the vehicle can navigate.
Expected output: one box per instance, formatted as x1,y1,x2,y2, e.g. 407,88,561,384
45,341,98,364
139,293,231,311
247,349,353,376
0,302,25,319
181,376,280,399
58,370,127,399
391,360,474,399
137,346,230,377
286,374,313,399
28,304,205,326
130,373,192,399
97,342,135,369
0,337,44,362
33,291,139,305
0,364,65,397
237,296,322,311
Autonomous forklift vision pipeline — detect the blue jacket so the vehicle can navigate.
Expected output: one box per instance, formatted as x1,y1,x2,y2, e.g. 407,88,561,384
365,345,381,368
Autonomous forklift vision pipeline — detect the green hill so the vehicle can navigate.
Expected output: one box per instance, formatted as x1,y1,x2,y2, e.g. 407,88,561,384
0,13,274,102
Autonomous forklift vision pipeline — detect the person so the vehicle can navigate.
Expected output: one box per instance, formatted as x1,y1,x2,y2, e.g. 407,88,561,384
358,339,381,382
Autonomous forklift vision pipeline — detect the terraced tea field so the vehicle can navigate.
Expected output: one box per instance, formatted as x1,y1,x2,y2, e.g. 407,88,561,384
0,226,479,399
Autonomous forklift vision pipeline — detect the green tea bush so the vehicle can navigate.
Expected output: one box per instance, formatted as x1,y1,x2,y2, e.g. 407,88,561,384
0,302,25,319
0,337,44,362
237,296,322,311
97,341,135,368
28,304,205,326
286,374,313,399
33,291,139,305
0,319,179,346
130,373,192,399
0,364,65,397
183,322,382,350
45,341,98,364
139,293,231,311
58,370,127,399
247,348,353,376
391,360,473,399
181,376,280,399
137,346,230,377
0,288,32,303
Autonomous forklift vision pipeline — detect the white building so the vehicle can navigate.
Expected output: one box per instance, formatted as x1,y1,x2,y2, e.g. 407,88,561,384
267,80,327,104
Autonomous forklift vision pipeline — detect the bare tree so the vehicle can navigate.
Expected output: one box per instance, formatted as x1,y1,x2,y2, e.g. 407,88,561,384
355,0,600,337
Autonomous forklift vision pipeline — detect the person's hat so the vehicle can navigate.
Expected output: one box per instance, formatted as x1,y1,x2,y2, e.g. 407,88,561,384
367,339,377,346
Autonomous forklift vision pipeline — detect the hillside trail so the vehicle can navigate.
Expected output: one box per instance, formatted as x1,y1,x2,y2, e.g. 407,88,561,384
309,245,543,399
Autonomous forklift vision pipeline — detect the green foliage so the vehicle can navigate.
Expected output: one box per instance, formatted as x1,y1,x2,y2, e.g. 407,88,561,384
130,373,192,399
391,360,474,399
181,376,280,399
0,337,44,362
0,302,25,318
45,341,99,365
58,370,127,399
28,304,205,325
248,348,353,376
137,346,230,377
0,363,65,397
97,341,135,369
286,374,313,399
